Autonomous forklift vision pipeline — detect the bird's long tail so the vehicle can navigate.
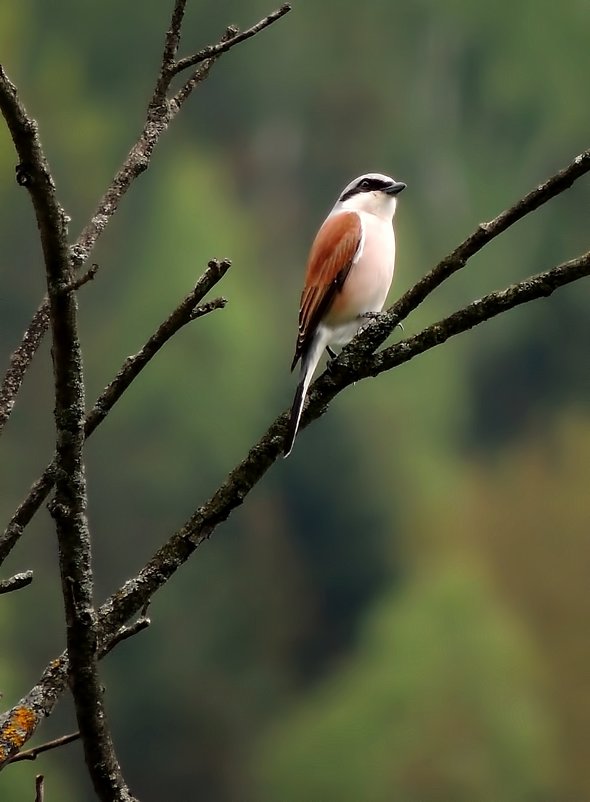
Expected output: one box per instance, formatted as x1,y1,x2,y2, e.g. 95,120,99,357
284,376,307,458
284,336,324,458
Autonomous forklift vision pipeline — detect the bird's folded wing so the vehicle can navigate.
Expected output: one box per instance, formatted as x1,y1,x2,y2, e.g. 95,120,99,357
291,211,363,370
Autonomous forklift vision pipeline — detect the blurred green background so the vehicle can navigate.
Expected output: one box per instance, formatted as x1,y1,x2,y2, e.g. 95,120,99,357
1,1,589,800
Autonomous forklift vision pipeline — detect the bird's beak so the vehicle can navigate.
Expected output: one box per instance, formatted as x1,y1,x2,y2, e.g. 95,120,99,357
385,180,406,196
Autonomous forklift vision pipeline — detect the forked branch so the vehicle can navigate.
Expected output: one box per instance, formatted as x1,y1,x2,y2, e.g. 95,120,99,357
0,259,230,567
0,2,290,437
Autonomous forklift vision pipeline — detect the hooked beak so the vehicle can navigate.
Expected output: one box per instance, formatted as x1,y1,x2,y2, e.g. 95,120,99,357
384,180,407,196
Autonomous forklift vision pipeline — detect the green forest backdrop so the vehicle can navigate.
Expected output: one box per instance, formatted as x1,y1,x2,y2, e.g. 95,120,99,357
1,1,589,800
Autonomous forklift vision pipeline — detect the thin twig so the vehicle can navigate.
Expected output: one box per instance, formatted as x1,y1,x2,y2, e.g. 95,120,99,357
172,4,291,75
0,63,66,438
35,775,44,802
172,26,237,110
84,261,229,438
0,304,49,437
7,732,79,764
0,260,230,567
0,45,136,802
0,570,33,595
189,296,227,320
151,0,188,107
104,612,151,656
72,3,291,268
62,263,99,293
0,606,151,768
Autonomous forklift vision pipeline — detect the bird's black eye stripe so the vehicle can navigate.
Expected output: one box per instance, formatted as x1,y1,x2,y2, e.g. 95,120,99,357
339,176,391,202
360,177,390,192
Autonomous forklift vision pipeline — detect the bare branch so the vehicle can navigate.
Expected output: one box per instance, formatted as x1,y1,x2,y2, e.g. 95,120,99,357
35,775,44,802
0,304,49,437
104,611,151,656
0,474,55,567
172,4,291,75
0,2,289,434
0,260,230,568
84,259,230,438
62,263,99,293
189,296,226,320
7,732,79,764
0,63,67,437
162,0,188,70
348,147,590,362
339,252,590,386
0,607,150,768
0,53,137,802
0,570,33,595
72,2,291,268
171,26,238,110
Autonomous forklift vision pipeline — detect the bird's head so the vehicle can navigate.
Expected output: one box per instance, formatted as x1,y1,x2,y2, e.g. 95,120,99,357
335,172,406,219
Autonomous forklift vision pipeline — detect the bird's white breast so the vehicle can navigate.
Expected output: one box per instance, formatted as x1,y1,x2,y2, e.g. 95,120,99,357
322,211,396,345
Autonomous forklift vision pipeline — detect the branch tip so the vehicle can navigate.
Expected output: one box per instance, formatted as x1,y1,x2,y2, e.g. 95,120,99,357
0,570,33,594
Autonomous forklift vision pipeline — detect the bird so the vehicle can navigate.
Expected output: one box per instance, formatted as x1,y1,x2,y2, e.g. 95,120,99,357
284,172,406,457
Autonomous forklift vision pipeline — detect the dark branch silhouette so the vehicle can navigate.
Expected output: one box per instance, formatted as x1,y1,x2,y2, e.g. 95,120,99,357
0,259,230,567
6,732,80,764
35,774,44,802
0,1,291,796
0,570,33,595
0,3,291,437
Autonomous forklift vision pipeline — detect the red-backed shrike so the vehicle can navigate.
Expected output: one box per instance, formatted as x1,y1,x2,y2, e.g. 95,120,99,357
284,172,406,457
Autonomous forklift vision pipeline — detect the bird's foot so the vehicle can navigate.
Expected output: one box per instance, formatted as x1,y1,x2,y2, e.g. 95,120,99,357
359,311,382,322
358,311,383,333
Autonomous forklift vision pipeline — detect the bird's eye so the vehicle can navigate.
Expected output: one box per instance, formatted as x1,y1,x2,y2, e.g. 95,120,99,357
359,179,370,189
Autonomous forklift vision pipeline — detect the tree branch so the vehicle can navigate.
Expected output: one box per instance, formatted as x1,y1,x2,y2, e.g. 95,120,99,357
332,252,590,387
0,570,33,595
172,4,291,75
72,2,290,267
0,64,67,438
46,263,136,802
0,2,290,436
0,305,49,437
6,732,79,764
0,259,230,568
0,49,136,802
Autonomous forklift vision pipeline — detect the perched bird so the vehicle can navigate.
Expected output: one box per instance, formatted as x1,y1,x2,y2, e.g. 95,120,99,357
284,172,406,457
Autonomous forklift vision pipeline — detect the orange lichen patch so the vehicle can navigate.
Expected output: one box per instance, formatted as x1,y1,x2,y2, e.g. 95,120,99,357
0,706,38,763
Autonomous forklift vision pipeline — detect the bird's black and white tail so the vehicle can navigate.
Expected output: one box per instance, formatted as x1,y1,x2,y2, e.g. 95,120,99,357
284,336,325,457
284,376,306,458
